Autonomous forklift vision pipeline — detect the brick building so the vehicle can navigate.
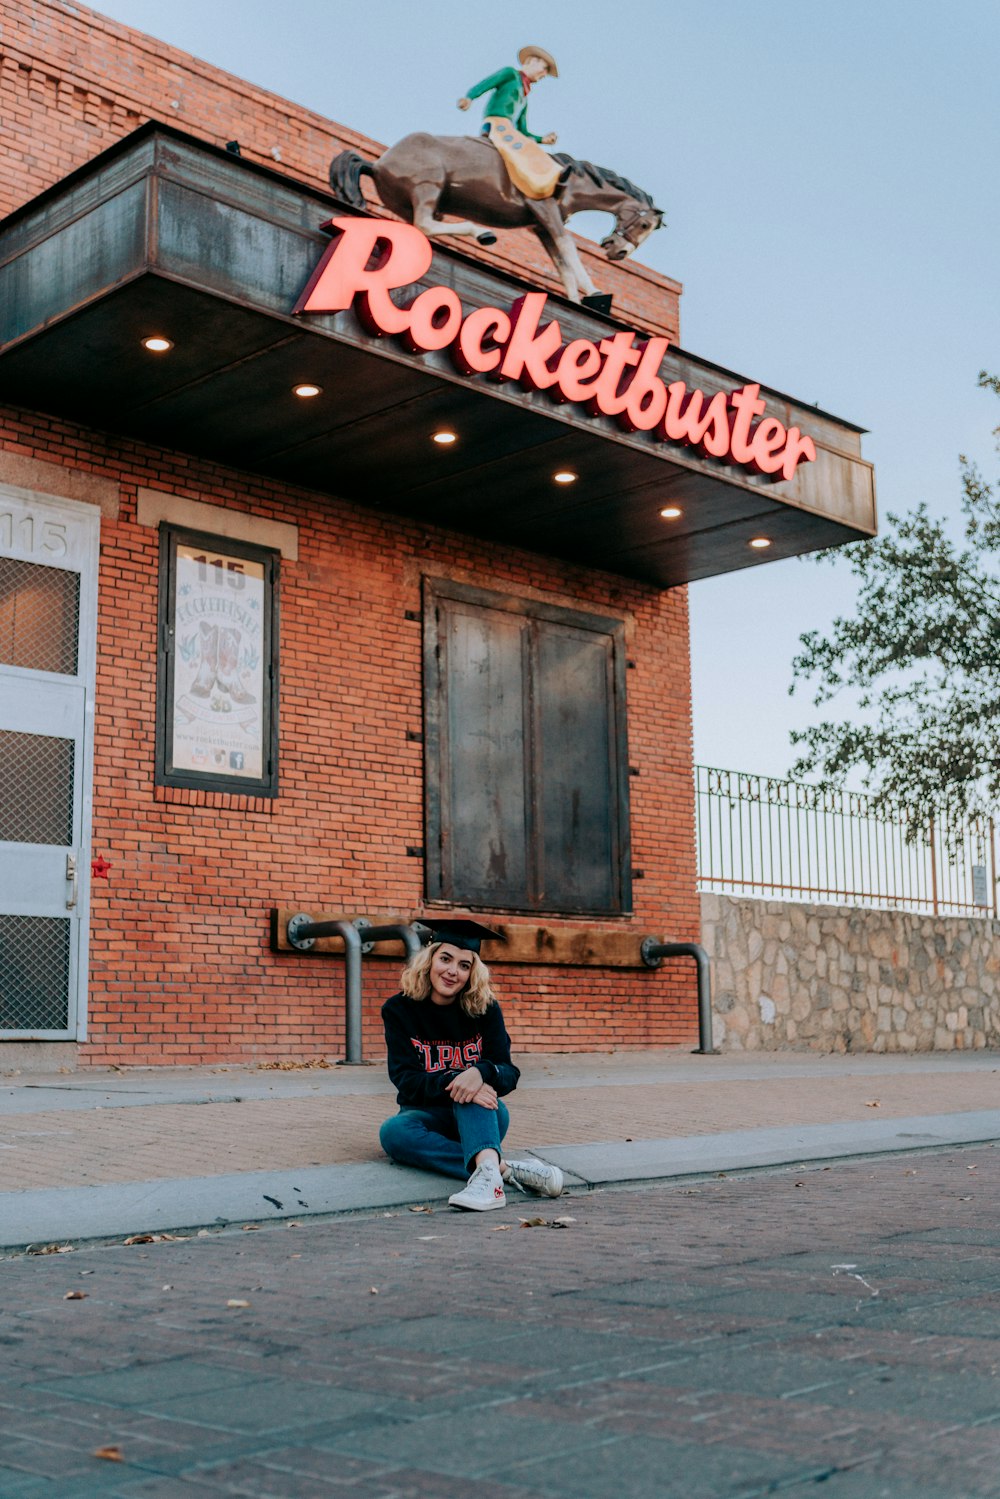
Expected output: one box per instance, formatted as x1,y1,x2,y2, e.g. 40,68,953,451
0,1,876,1068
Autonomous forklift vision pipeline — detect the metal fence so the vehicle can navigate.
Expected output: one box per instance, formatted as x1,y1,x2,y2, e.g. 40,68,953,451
695,765,998,918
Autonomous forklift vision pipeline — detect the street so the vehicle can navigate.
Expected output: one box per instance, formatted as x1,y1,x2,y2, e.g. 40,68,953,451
2,1145,999,1498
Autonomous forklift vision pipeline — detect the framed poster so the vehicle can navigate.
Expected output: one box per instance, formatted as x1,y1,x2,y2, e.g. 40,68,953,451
155,526,279,795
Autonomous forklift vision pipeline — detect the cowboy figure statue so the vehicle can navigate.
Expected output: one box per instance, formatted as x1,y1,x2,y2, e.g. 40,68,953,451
457,46,560,200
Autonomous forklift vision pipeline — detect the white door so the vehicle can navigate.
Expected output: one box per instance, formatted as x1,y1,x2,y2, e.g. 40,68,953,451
0,486,99,1040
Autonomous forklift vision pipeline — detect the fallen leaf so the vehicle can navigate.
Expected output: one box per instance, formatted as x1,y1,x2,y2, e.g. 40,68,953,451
226,1299,250,1308
519,1217,548,1228
968,1165,977,1171
122,1232,187,1246
551,1216,577,1226
865,1100,881,1108
490,1224,515,1232
26,1243,73,1256
286,1221,301,1228
794,1181,805,1188
416,1235,438,1241
241,1224,260,1232
369,1287,379,1295
93,1446,124,1462
408,1205,433,1214
64,1290,88,1300
162,1285,172,1291
256,1058,333,1070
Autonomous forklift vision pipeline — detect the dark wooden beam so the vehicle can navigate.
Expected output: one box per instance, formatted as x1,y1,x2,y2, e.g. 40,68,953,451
270,909,656,967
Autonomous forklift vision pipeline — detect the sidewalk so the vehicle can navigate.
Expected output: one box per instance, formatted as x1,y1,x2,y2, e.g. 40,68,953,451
1,1048,998,1250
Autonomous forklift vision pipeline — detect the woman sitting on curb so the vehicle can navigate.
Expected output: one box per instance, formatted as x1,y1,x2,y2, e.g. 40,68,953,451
379,920,564,1211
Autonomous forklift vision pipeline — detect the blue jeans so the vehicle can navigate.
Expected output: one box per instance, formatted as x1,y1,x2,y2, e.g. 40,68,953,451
379,1100,510,1180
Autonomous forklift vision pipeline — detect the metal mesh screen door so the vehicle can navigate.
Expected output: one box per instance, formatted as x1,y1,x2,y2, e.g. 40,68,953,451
0,728,76,1030
0,489,98,1040
0,917,72,1031
0,555,80,674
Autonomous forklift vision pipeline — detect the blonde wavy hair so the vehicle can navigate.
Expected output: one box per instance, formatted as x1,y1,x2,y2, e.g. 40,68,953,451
400,942,498,1017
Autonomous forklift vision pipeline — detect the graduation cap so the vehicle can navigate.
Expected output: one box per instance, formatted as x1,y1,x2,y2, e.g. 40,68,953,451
416,918,505,955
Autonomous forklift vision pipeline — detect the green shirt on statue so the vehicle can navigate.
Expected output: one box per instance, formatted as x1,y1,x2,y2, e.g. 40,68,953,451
463,67,540,142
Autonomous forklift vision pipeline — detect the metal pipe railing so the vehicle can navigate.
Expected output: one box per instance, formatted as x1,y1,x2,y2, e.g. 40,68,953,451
285,915,422,1064
640,938,717,1055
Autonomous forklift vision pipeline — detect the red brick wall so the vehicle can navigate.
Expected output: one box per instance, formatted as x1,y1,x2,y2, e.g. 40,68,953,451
1,407,699,1063
0,0,699,1063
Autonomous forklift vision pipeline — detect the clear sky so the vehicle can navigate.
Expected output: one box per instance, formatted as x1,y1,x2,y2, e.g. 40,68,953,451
89,0,1000,780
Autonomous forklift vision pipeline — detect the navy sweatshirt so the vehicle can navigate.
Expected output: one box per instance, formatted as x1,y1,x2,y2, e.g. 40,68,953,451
381,991,520,1108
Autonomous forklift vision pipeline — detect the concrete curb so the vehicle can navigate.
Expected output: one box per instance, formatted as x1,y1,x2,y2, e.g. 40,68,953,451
3,1111,997,1251
0,1162,450,1250
539,1110,1000,1185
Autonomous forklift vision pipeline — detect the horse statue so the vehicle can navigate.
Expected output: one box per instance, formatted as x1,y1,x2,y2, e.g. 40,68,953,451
328,135,664,307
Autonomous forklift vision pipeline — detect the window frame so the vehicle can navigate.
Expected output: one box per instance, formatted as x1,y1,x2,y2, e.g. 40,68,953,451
423,576,632,917
155,524,280,797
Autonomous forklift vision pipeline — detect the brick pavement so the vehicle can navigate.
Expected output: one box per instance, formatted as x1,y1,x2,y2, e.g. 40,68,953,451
1,1145,999,1497
2,1053,999,1192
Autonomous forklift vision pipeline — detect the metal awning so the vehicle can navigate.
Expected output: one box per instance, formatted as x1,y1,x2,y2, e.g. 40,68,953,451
0,124,876,587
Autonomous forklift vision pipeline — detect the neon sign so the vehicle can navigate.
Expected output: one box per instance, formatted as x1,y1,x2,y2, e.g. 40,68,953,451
295,218,816,482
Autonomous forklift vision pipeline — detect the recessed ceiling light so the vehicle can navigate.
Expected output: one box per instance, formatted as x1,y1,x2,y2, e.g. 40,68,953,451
659,505,682,519
293,383,322,398
432,430,458,444
749,536,772,549
141,336,173,353
553,470,578,484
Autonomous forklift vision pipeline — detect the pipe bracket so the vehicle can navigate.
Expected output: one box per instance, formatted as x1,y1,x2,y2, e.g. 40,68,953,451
287,912,316,951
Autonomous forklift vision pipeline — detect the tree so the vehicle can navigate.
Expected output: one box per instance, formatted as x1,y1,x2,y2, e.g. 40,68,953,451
790,371,1000,830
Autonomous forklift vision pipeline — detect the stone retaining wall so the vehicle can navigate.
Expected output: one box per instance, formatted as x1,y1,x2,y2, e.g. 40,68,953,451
701,893,1000,1052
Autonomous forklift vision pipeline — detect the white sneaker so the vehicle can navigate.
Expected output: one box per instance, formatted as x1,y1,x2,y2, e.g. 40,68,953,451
503,1157,564,1198
448,1163,506,1212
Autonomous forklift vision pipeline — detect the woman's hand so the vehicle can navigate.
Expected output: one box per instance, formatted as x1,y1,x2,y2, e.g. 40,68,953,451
471,1082,498,1110
457,96,471,111
541,131,557,145
446,1067,484,1104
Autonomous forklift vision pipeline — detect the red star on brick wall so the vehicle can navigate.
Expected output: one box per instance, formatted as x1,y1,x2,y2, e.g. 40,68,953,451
91,855,111,879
